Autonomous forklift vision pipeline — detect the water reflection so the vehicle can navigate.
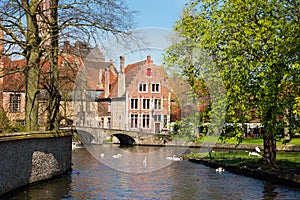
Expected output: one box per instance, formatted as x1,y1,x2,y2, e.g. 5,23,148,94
85,144,188,173
9,146,300,200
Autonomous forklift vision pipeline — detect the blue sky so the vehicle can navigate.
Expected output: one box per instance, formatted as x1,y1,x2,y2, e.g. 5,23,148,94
127,0,186,29
103,1,187,66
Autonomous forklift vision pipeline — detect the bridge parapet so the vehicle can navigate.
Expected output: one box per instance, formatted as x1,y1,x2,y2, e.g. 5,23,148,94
73,126,161,145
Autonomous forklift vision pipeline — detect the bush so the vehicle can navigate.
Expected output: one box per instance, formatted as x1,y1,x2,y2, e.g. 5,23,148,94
0,107,11,133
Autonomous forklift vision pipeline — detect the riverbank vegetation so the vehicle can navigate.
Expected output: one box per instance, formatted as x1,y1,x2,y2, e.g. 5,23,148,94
187,150,300,186
164,0,300,165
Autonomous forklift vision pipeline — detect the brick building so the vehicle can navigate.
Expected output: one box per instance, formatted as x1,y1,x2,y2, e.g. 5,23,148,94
98,55,180,133
0,32,115,129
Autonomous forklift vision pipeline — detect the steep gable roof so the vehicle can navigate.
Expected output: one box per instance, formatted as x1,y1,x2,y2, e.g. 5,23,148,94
3,58,26,91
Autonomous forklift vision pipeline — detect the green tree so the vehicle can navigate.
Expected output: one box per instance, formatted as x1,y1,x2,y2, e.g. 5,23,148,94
0,0,135,131
0,107,10,132
165,0,300,164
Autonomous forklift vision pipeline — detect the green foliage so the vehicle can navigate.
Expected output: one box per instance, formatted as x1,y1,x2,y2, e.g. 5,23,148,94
165,0,300,164
0,107,10,133
9,122,26,133
219,124,244,145
294,97,300,117
0,107,26,133
171,118,198,141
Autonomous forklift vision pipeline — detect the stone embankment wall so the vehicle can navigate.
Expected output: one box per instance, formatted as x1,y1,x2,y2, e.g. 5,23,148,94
0,131,72,197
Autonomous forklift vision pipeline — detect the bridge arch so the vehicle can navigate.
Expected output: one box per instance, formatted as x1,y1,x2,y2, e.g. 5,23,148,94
112,133,135,145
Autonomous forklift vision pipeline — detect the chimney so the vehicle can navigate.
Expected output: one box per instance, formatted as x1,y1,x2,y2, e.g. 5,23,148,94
97,69,104,90
63,41,70,52
118,56,126,97
104,69,110,98
120,55,125,73
146,55,153,64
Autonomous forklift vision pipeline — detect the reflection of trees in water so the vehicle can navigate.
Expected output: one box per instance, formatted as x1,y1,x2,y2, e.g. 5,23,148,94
119,145,163,153
262,182,278,200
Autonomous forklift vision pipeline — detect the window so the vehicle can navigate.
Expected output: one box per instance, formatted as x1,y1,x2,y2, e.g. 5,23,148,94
17,120,25,127
154,99,161,110
142,99,150,109
151,83,160,93
142,114,150,128
107,102,111,112
146,68,152,77
139,83,147,92
154,115,161,122
164,115,168,127
107,117,111,128
9,94,21,113
130,99,138,109
130,114,138,128
100,118,104,128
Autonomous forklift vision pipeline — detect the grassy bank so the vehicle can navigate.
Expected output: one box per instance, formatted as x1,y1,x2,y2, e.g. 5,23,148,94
186,150,300,186
186,148,300,167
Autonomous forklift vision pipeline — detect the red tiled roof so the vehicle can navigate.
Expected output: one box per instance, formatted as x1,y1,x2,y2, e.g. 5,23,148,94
3,58,26,91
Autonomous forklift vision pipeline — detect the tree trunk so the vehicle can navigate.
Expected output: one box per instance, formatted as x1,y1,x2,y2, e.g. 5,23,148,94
25,60,40,131
24,0,41,131
263,130,276,164
262,108,277,165
47,0,60,130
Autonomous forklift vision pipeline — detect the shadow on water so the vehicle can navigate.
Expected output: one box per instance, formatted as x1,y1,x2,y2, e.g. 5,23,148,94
8,175,72,200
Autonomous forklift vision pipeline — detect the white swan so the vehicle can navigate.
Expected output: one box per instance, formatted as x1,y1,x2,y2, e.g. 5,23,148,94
255,146,261,153
216,167,225,172
248,152,261,156
112,153,121,158
166,155,174,160
172,155,183,161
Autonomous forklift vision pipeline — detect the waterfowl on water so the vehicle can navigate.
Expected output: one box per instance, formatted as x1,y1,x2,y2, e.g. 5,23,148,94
112,153,121,158
216,167,225,172
248,152,261,156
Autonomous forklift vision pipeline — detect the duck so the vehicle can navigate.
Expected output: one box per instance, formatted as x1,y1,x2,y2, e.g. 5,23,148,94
216,167,225,172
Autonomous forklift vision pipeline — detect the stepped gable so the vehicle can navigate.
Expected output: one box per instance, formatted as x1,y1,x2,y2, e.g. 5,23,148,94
83,60,111,69
84,46,105,62
62,41,91,58
107,58,148,99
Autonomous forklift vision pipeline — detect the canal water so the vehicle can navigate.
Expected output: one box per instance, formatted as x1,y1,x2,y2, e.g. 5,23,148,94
9,145,300,200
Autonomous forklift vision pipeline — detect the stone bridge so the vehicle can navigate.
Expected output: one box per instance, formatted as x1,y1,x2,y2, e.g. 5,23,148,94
72,127,168,145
